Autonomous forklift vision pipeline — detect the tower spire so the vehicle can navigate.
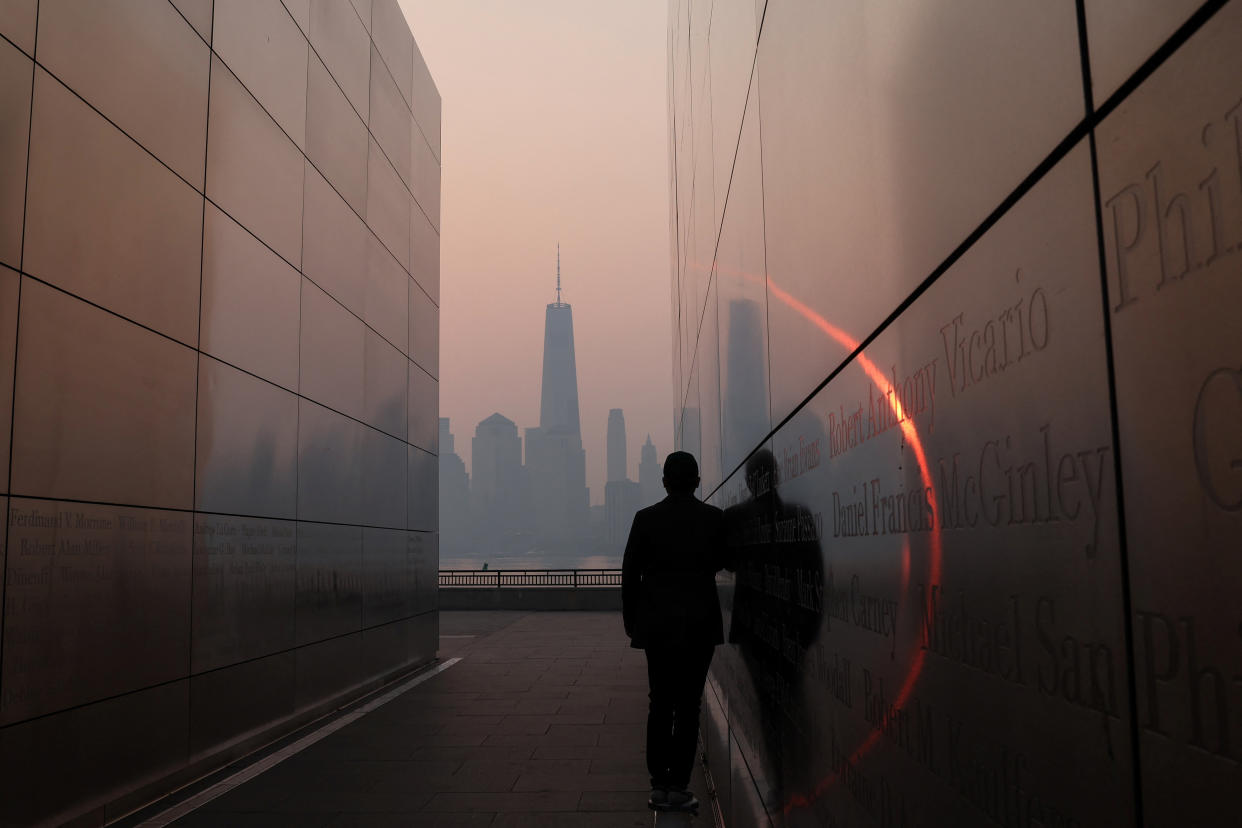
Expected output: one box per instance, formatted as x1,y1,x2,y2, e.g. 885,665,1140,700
556,243,562,304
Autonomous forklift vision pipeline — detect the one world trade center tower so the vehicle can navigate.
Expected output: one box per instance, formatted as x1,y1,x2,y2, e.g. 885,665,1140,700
525,246,589,547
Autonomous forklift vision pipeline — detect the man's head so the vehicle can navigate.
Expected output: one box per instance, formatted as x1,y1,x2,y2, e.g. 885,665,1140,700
662,451,700,495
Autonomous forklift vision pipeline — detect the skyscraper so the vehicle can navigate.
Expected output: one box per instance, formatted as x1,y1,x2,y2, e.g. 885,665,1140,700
607,408,627,482
472,413,525,552
539,246,582,434
639,434,662,506
438,418,471,555
524,246,589,546
604,408,639,549
723,298,770,470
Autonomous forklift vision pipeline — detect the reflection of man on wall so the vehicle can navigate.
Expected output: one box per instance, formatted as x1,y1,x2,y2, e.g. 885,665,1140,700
622,451,727,813
725,448,824,808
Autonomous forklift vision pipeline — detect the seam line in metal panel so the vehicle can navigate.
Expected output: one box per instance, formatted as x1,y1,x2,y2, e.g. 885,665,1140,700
404,275,411,542
293,32,309,667
698,678,732,828
168,0,209,48
0,30,30,61
0,492,433,543
1076,1,1152,823
131,656,462,827
0,0,39,720
1090,0,1229,128
0,610,440,732
185,0,217,762
725,710,775,828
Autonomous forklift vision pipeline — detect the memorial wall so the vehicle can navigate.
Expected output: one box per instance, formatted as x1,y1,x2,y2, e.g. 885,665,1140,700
0,0,440,823
667,1,1241,825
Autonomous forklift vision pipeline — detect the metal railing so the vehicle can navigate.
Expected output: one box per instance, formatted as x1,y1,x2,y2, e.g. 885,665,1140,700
438,568,622,588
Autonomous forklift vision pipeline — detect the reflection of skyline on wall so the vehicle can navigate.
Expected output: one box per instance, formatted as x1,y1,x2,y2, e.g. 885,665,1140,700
675,1,1242,828
670,1,1242,826
723,297,770,474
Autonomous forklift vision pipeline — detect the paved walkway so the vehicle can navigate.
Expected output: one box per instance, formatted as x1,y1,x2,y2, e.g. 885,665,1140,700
170,611,708,827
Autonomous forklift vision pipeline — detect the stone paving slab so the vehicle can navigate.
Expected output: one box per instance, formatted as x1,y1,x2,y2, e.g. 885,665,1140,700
170,611,711,827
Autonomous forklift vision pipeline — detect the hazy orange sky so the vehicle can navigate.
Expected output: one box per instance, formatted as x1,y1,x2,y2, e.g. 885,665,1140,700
400,1,673,502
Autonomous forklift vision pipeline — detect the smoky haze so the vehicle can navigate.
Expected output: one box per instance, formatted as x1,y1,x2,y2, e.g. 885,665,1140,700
399,0,673,501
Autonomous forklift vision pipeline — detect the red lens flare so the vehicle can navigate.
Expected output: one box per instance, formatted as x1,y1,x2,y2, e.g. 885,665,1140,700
688,262,943,814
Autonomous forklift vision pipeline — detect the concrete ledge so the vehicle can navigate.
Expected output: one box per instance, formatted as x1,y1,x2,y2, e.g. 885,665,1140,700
438,587,621,611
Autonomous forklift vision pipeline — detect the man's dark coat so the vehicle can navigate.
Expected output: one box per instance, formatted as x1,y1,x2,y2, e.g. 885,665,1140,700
621,493,727,649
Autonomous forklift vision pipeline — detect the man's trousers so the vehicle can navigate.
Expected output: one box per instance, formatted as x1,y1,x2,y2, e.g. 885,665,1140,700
643,644,715,790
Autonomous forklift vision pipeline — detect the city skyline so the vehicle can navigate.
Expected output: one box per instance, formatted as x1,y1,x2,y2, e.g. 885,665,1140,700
438,273,662,561
437,245,666,504
398,1,672,501
439,400,662,563
446,405,662,494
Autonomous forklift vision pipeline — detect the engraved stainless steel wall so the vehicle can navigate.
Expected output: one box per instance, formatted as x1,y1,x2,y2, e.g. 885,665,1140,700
1093,4,1242,825
668,1,1241,825
0,1,440,824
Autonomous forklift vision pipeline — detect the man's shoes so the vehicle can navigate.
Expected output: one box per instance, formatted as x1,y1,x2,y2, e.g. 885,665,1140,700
666,789,700,813
648,787,669,810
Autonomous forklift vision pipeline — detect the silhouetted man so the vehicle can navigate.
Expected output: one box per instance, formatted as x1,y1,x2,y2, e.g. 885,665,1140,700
622,451,726,813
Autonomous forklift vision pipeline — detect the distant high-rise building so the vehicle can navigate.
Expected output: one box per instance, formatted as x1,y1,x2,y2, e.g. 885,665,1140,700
724,298,770,466
539,247,583,435
440,418,455,455
639,435,662,506
472,413,525,552
607,408,627,482
604,408,640,548
525,246,589,545
678,406,702,475
438,418,471,553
